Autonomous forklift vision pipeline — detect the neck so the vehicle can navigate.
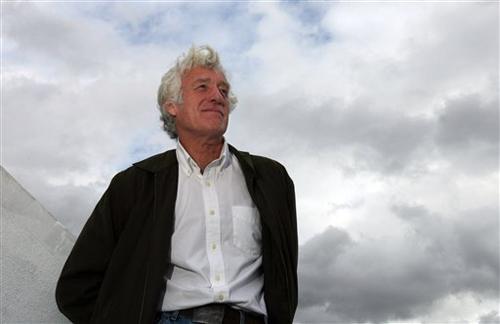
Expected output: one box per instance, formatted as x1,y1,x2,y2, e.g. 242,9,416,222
178,135,224,172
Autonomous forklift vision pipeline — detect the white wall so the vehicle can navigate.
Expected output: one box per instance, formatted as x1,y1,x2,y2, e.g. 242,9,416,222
1,166,74,323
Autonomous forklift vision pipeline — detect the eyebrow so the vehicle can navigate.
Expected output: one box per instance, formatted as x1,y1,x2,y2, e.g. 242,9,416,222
192,78,230,89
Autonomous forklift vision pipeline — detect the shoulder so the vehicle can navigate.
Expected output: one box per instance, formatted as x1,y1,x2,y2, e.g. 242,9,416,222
230,144,293,183
107,149,177,191
251,154,294,190
132,149,177,173
248,153,288,174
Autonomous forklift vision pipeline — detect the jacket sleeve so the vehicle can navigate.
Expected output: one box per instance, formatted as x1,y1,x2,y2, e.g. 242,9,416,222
55,174,121,323
284,168,299,315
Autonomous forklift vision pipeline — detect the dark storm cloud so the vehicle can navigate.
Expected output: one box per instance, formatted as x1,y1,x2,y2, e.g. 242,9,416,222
436,96,498,146
233,91,498,176
393,204,499,295
453,208,500,286
299,227,353,308
479,310,500,324
435,95,499,173
232,96,434,174
296,204,499,323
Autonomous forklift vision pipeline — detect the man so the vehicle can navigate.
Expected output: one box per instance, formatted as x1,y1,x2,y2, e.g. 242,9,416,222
56,45,298,324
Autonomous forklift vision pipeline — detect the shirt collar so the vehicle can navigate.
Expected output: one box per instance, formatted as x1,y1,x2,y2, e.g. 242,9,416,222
176,139,231,176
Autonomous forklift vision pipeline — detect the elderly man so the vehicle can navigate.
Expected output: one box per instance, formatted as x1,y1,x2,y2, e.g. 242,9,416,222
56,46,298,324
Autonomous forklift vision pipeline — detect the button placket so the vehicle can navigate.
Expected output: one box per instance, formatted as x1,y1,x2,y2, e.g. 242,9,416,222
202,169,227,295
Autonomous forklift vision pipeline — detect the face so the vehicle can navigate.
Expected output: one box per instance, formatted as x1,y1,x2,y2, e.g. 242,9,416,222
166,66,231,140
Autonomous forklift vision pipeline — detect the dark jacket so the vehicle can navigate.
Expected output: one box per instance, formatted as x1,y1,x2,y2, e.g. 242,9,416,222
55,145,298,324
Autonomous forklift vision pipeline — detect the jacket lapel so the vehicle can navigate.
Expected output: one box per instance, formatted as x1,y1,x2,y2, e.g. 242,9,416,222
135,146,284,249
229,145,283,249
133,150,179,321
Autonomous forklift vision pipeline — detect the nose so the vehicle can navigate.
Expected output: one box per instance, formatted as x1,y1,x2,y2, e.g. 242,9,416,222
210,87,227,105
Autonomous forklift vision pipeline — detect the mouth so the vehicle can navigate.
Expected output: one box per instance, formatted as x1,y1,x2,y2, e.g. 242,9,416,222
201,108,224,117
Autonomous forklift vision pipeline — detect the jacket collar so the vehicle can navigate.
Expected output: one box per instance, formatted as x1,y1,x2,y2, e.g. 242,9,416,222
176,140,231,177
132,144,256,179
228,144,256,179
133,149,178,173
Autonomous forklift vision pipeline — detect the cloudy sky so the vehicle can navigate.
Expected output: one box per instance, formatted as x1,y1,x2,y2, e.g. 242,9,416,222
2,2,499,323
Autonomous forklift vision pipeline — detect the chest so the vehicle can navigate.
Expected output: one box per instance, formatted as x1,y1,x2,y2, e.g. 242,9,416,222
173,160,262,258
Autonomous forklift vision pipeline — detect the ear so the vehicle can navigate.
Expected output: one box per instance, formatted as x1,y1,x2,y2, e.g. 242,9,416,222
164,102,178,117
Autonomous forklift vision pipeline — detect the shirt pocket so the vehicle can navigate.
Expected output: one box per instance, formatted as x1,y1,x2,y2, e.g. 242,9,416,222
232,206,262,257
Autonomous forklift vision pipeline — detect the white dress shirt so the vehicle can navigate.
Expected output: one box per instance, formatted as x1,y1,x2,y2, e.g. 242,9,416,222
161,140,267,316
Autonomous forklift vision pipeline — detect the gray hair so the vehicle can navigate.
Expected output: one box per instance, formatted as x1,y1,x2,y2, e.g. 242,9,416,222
157,45,238,139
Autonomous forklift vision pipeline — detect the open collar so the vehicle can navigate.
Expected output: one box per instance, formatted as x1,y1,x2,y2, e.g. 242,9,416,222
176,140,231,176
132,144,256,180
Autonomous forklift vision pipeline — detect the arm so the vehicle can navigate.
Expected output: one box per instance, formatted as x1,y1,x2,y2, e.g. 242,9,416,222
284,169,299,315
55,176,119,323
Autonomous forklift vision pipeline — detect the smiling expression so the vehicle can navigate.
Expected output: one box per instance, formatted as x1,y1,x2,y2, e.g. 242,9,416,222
166,67,231,140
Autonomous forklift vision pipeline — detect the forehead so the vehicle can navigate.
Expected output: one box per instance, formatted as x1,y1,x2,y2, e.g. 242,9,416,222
182,66,228,85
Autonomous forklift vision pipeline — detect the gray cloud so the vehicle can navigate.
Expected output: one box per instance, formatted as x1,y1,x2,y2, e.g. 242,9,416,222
436,96,498,147
4,2,122,74
297,204,499,323
479,310,500,324
435,95,499,174
229,3,498,179
6,170,104,237
2,72,165,233
232,90,498,178
231,96,434,175
328,199,364,214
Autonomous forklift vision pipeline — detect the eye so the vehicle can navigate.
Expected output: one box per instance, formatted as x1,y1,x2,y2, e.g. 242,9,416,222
196,84,207,90
219,87,229,97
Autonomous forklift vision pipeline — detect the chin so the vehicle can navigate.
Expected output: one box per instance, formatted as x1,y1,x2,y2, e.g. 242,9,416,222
206,122,227,133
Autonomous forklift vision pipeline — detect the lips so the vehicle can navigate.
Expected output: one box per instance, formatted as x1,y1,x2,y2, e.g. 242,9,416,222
201,107,224,117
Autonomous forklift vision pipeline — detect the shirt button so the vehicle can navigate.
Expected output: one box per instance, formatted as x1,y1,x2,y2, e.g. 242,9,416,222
211,243,217,251
217,293,224,301
206,181,211,187
215,274,220,281
209,210,215,216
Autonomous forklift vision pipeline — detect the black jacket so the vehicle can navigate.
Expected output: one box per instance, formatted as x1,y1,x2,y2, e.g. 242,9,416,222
56,145,298,324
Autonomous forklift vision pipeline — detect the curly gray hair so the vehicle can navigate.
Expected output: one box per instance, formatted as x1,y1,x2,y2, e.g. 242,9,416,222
157,45,238,139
